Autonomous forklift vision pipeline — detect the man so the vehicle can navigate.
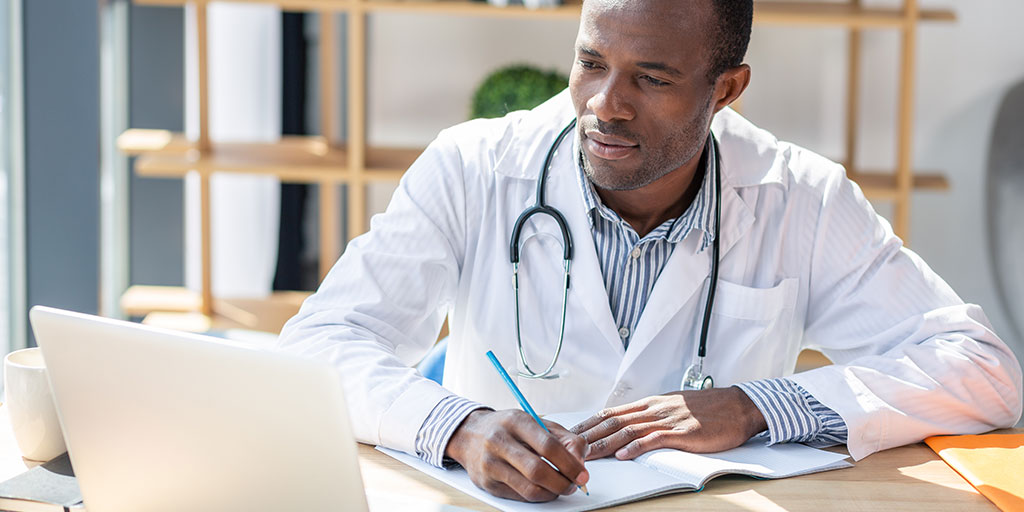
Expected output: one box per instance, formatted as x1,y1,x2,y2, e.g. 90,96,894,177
278,0,1023,504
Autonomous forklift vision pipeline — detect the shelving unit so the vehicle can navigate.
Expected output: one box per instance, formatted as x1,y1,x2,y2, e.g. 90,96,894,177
120,0,953,333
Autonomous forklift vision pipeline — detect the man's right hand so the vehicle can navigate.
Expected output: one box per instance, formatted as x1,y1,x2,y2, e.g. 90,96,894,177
444,409,590,502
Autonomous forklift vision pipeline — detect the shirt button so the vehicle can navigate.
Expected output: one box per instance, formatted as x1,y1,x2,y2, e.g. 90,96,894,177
618,327,630,338
630,247,641,259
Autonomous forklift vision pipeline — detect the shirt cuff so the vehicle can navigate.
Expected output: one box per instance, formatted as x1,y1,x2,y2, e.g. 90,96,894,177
414,395,489,468
736,378,848,448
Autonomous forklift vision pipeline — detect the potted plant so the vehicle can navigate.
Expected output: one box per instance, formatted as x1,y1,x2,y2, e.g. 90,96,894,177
471,64,569,119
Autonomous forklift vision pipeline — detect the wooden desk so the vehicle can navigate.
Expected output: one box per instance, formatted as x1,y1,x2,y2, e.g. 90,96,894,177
0,403,1014,511
356,432,1020,511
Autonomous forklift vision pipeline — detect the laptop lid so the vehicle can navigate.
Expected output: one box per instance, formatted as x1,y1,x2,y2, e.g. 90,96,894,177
29,306,368,512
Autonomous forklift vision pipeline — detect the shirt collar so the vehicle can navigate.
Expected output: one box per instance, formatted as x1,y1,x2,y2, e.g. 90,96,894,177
574,133,718,252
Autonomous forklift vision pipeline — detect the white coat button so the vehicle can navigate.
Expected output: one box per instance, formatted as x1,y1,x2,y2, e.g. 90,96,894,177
630,247,641,259
618,327,629,338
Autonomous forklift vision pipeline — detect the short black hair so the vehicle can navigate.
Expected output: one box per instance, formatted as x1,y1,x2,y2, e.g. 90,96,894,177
706,0,753,80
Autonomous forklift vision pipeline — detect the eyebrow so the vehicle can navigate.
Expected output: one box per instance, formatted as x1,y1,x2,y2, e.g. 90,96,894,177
576,45,684,78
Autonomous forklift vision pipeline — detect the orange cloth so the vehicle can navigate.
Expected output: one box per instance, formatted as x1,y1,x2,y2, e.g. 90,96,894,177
925,434,1024,512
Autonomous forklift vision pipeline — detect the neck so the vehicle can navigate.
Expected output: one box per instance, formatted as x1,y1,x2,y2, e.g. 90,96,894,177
595,147,708,238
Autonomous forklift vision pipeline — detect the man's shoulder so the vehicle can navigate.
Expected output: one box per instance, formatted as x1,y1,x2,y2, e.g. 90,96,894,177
713,108,846,199
437,89,576,181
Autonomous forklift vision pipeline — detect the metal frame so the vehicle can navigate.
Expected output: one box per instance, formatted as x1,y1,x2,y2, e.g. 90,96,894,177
100,0,131,319
5,0,27,351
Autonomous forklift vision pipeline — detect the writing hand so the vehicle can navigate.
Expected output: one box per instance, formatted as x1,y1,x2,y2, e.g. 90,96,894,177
571,386,767,460
445,409,590,502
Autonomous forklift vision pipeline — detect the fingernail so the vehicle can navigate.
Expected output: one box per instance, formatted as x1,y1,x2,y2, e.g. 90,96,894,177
576,470,590,485
615,448,628,459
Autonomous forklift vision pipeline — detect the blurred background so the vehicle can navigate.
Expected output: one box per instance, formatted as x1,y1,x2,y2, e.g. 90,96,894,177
1,0,1022,423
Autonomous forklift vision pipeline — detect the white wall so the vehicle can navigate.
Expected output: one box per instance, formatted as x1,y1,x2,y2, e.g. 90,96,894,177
364,13,579,217
363,3,1024,391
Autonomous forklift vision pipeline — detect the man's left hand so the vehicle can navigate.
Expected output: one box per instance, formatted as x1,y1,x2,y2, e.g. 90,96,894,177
571,386,768,460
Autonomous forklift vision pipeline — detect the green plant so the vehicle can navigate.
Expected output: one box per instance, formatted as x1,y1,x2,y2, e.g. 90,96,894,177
470,65,569,119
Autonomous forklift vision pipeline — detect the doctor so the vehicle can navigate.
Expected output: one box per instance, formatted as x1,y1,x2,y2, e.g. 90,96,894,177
277,0,1023,504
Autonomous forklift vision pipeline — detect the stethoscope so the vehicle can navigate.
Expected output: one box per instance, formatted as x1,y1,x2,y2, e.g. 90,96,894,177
509,118,721,391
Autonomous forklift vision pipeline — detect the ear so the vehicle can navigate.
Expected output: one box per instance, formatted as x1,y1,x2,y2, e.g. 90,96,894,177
711,64,751,114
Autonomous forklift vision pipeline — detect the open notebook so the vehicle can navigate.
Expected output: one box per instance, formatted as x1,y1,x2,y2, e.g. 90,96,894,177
378,411,852,512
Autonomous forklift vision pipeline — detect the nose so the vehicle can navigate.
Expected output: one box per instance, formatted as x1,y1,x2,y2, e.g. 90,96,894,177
586,73,636,123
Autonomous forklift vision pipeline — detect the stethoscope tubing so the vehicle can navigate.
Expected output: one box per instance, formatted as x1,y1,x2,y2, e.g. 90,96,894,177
509,118,721,383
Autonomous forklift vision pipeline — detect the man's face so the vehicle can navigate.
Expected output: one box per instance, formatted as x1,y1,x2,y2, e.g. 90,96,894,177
569,0,718,191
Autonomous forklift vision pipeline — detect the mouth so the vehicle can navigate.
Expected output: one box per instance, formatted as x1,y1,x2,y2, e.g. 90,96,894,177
583,130,639,161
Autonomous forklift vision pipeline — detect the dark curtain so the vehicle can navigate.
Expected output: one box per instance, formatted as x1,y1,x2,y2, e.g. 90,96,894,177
273,12,311,291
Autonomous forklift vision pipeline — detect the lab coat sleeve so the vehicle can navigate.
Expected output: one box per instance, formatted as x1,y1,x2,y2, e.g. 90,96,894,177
787,163,1023,460
275,130,468,454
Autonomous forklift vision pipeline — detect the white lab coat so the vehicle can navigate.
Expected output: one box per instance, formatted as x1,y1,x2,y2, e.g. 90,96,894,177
277,90,1022,461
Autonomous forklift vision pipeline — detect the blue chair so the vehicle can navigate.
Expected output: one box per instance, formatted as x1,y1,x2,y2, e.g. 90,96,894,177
417,337,448,384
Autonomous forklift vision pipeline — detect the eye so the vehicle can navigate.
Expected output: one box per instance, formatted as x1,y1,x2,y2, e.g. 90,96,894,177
577,59,600,71
641,75,670,87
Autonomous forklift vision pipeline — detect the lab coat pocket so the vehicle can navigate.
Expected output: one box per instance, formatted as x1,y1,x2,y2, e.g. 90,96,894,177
705,277,800,384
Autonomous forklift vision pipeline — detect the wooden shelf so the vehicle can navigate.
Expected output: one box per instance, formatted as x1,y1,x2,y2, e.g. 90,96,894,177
850,170,948,200
753,2,954,28
120,129,416,183
120,130,948,199
117,128,194,155
131,0,954,27
361,0,584,19
121,285,311,334
121,285,203,316
118,0,952,325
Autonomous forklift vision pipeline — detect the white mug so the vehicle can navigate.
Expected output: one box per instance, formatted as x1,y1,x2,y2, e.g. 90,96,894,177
4,347,66,462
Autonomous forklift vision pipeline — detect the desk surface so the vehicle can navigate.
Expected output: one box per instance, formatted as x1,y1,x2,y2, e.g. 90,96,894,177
0,404,1015,511
356,433,1020,512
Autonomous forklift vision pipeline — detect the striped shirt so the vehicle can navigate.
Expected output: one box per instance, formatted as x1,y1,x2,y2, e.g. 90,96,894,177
413,134,848,468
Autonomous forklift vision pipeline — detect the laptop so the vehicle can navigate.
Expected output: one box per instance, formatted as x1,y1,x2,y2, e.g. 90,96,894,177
29,306,458,512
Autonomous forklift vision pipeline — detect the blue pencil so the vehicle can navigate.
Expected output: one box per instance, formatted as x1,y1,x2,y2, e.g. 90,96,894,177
485,350,589,495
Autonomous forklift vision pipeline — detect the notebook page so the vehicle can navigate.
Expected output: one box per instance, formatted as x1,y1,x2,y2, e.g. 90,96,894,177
545,411,850,482
635,439,852,484
542,411,593,432
376,446,688,512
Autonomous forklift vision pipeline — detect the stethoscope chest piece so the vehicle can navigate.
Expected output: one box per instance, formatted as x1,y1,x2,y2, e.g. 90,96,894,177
682,362,714,391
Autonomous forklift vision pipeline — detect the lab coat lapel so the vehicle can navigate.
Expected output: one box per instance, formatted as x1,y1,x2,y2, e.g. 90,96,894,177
545,141,626,357
616,182,755,379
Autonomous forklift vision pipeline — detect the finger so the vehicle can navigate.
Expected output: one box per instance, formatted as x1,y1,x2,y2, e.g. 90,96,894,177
576,409,653,442
470,452,526,501
541,420,588,461
482,480,526,502
575,410,657,458
510,418,587,489
500,437,578,496
586,420,664,460
491,457,560,503
615,430,676,460
570,400,648,435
